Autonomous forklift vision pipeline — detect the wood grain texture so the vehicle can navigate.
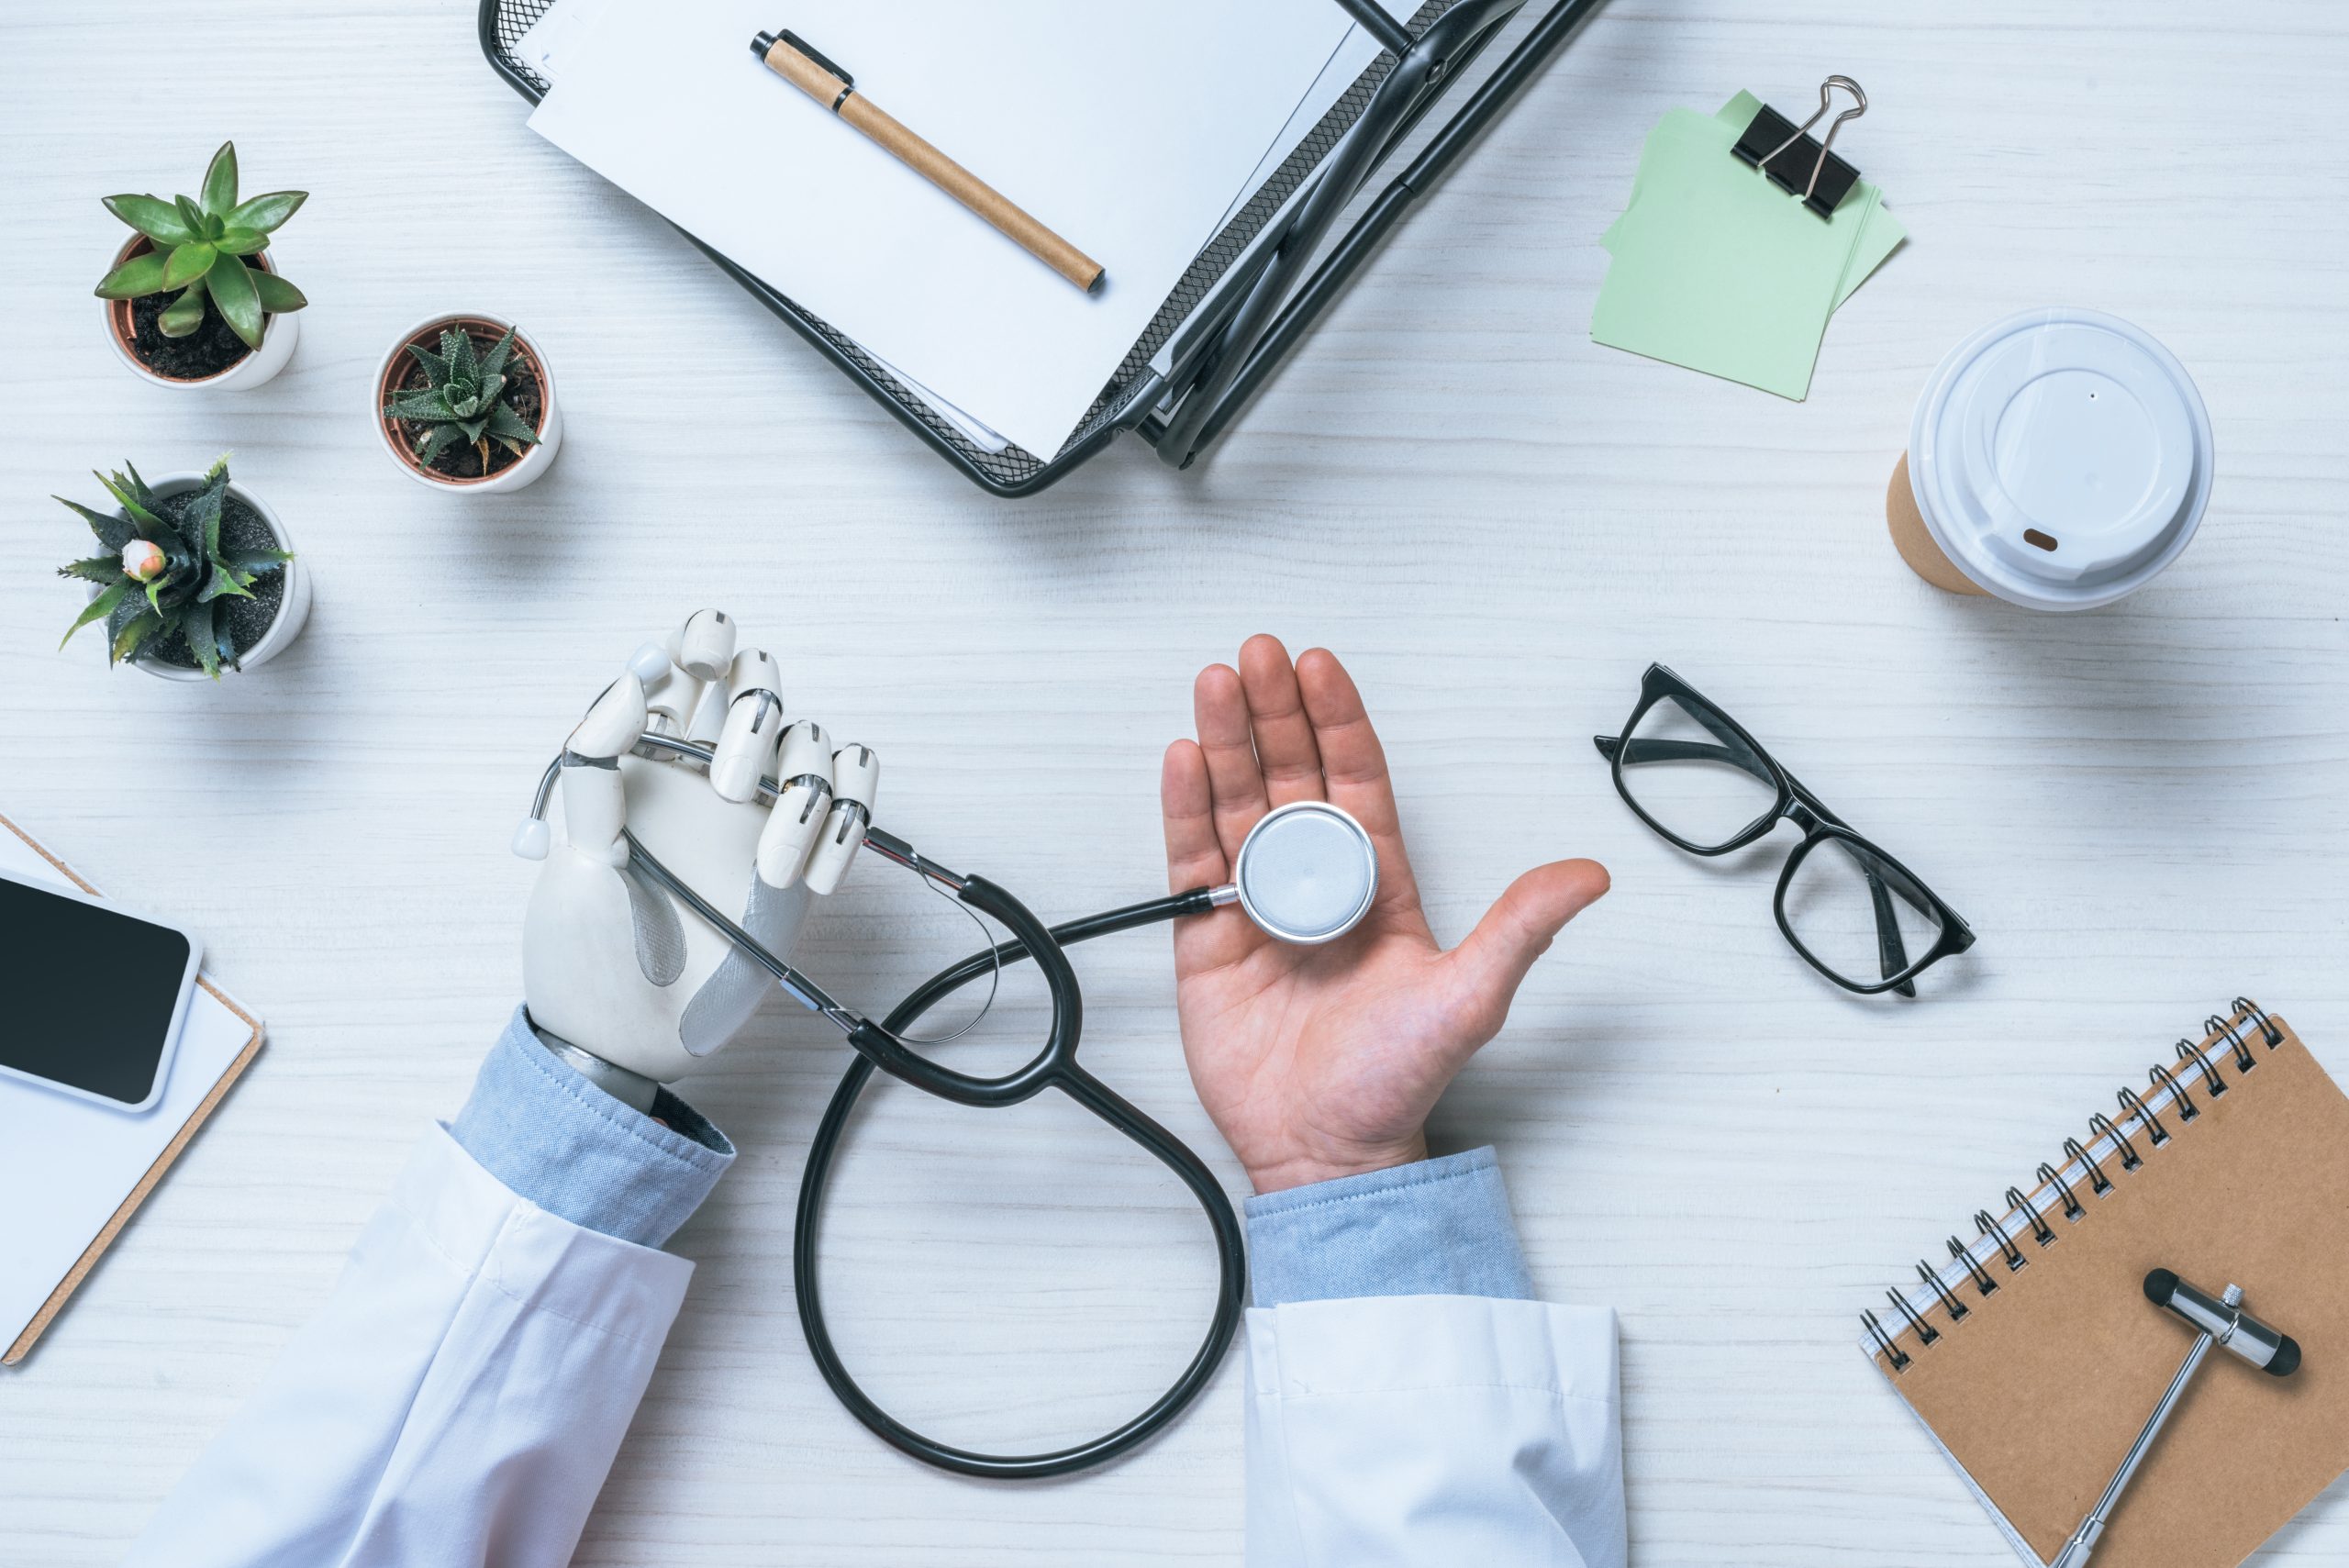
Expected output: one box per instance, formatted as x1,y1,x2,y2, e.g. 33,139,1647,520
2,1,2345,1563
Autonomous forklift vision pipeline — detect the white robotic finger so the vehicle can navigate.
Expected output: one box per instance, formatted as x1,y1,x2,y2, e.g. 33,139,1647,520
685,682,727,750
710,649,786,803
674,608,735,683
558,668,649,866
568,668,649,761
641,610,734,741
635,643,696,740
754,721,834,887
802,743,877,895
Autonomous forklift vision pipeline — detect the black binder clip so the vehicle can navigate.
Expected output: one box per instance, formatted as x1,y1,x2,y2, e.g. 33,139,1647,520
1733,76,1867,217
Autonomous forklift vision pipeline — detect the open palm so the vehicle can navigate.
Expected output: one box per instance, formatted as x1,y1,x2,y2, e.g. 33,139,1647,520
1161,637,1610,1194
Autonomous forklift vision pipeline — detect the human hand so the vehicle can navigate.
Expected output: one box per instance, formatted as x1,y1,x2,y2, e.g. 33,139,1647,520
517,609,877,1084
1161,637,1609,1194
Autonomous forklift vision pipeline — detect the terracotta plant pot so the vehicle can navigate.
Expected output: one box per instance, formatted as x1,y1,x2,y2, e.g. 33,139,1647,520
101,235,299,392
86,473,312,682
373,314,563,494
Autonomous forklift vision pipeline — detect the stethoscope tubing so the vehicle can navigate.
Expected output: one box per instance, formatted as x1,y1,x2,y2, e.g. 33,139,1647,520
795,891,1247,1480
538,738,1249,1477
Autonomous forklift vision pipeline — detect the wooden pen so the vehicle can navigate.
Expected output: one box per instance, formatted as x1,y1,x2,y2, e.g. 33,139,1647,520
751,28,1105,293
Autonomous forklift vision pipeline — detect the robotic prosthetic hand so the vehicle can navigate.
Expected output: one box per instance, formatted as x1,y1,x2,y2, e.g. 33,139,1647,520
511,609,879,1100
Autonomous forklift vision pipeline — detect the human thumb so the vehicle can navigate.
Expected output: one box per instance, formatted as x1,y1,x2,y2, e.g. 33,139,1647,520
1442,859,1610,1040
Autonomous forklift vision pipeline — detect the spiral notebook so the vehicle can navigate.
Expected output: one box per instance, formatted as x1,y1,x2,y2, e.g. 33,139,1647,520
1862,1002,2349,1567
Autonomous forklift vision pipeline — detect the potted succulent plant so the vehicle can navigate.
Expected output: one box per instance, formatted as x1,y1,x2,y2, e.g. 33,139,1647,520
57,458,308,681
95,143,308,391
373,315,562,492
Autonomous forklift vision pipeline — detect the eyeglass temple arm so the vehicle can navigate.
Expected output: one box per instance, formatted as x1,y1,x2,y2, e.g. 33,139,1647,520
1864,858,1918,996
1591,734,1776,788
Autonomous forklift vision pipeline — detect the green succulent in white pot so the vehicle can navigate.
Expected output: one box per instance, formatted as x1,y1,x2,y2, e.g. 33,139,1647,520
94,143,309,391
57,458,310,680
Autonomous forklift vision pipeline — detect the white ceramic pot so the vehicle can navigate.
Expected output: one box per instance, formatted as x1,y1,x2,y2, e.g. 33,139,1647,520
114,473,312,682
373,314,563,494
101,236,299,393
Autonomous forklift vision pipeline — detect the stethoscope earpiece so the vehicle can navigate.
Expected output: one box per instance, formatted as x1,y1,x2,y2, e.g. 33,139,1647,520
1216,800,1379,945
511,816,551,861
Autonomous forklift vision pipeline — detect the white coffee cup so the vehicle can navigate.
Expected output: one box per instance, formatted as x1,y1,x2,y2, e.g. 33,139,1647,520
1887,307,2212,611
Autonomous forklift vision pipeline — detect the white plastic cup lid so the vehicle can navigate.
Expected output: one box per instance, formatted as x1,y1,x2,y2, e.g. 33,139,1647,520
1234,802,1378,945
1909,307,2212,611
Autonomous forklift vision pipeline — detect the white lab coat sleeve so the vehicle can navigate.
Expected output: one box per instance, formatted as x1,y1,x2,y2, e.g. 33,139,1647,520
1240,1150,1626,1567
122,1123,696,1568
1244,1296,1625,1567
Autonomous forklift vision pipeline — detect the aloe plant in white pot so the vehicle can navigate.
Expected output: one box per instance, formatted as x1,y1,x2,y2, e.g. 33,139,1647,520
373,315,562,492
57,458,310,681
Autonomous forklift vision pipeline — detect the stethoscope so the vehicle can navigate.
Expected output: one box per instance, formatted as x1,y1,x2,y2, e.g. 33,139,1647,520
518,732,1382,1478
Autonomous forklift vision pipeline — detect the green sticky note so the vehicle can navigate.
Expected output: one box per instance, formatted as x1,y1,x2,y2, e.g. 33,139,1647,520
1601,94,1905,309
1592,103,1888,398
1717,91,1903,306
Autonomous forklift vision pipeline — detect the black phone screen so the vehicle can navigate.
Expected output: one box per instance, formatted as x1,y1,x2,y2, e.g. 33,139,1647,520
0,874,193,1105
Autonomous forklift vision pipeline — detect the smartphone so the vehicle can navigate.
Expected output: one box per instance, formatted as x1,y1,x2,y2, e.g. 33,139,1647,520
0,867,204,1112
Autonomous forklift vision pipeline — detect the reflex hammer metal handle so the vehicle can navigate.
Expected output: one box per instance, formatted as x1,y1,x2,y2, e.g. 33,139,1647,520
2049,1307,2224,1568
2054,1275,2301,1568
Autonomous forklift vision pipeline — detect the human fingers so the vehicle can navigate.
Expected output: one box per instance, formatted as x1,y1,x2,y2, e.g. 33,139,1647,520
1237,633,1326,807
1161,739,1230,891
1162,741,1262,973
755,721,834,888
1440,859,1611,1047
1294,647,1420,909
710,648,785,802
1195,662,1269,863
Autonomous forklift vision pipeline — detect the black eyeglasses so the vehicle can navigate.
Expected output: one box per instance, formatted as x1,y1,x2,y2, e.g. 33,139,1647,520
1593,664,1976,997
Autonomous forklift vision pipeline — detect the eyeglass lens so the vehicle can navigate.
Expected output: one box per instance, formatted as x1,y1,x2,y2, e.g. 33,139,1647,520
1781,836,1948,987
1617,695,1779,850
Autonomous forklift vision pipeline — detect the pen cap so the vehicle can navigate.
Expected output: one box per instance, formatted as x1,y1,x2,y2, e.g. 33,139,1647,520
1896,308,2213,611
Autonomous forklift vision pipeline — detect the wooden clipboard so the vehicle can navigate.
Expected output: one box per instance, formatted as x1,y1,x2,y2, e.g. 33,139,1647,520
1,813,264,1365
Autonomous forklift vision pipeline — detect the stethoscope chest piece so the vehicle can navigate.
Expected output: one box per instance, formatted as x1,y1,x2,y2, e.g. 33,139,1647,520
1224,801,1379,945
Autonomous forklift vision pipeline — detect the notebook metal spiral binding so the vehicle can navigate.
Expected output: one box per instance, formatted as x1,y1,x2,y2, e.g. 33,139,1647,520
2064,1135,2113,1197
2006,1184,2054,1247
2087,1112,2143,1173
1866,1000,2285,1373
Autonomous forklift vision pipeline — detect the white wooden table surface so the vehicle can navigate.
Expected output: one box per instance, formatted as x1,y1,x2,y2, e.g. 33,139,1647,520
5,1,2346,1562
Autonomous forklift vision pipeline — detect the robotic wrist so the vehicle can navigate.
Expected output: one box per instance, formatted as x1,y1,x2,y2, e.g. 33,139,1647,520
524,1012,663,1114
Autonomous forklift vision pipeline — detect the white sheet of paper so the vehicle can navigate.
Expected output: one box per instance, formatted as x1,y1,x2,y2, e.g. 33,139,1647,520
0,829,256,1358
518,0,1013,452
528,0,1360,457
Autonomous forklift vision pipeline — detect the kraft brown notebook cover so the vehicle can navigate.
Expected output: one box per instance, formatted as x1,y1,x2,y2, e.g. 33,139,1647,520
1863,1002,2349,1567
0,813,264,1365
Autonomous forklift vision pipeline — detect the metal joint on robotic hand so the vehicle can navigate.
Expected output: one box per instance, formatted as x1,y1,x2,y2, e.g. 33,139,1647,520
862,827,966,892
531,1022,664,1114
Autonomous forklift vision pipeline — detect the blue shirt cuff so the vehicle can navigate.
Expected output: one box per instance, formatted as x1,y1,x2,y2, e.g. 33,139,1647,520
448,1006,734,1250
1243,1147,1534,1307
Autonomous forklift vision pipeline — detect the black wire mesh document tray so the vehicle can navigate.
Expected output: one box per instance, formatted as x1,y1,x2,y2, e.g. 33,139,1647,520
479,0,1607,495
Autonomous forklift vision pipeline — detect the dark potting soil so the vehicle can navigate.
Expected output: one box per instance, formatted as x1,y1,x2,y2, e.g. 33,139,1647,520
138,494,289,672
388,329,545,480
124,259,267,380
